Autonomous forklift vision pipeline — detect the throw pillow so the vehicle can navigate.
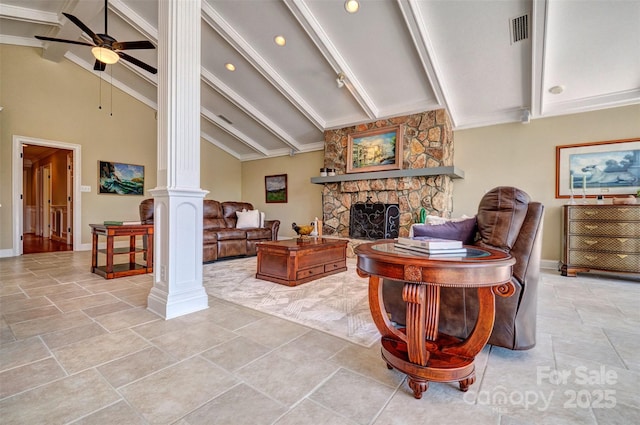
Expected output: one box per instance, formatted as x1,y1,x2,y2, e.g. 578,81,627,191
236,209,260,229
259,211,265,228
412,216,478,245
424,214,473,225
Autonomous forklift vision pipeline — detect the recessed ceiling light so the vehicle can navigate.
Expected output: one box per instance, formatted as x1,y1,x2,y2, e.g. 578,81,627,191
225,63,236,71
549,85,565,94
274,35,286,46
345,0,359,13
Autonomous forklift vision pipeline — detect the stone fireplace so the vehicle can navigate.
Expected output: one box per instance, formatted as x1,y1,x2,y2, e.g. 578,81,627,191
316,109,461,239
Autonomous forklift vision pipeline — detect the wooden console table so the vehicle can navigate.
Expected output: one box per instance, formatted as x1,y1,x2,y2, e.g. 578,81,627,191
256,238,348,286
355,240,515,399
90,224,154,279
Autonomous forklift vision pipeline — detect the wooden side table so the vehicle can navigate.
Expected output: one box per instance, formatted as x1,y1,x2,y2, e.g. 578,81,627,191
355,240,515,399
90,224,154,279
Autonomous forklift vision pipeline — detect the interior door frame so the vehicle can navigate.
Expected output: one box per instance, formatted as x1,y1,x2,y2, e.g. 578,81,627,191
42,164,51,239
12,135,82,256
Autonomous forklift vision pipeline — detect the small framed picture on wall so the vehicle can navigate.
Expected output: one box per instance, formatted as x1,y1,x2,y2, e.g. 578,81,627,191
265,174,287,203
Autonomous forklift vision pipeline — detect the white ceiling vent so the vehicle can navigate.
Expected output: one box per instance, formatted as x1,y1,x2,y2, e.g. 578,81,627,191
510,14,529,44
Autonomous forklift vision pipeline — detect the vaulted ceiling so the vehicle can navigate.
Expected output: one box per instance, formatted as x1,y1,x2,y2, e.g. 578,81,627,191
2,0,639,161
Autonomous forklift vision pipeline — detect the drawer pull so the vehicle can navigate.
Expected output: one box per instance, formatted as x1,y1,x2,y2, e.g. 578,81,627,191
616,254,628,259
616,208,630,212
617,223,629,228
585,225,598,230
584,240,598,246
616,238,629,243
584,255,598,261
584,211,596,216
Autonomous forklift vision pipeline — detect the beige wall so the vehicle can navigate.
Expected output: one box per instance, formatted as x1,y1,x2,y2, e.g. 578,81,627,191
201,140,241,201
452,105,640,262
0,44,241,251
241,151,324,239
2,44,638,262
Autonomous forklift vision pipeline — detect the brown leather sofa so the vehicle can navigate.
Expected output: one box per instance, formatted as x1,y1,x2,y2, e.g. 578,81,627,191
383,186,544,350
139,199,280,262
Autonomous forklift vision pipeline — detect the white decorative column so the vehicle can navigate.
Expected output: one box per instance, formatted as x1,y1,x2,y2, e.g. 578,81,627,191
147,0,208,319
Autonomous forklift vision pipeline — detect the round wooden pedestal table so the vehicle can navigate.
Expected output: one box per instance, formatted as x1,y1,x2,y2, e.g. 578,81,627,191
355,241,516,399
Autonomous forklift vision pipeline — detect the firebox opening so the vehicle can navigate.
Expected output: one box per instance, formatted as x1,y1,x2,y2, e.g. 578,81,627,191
349,198,400,240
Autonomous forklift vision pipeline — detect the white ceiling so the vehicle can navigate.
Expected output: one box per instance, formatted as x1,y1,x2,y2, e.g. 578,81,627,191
2,0,639,161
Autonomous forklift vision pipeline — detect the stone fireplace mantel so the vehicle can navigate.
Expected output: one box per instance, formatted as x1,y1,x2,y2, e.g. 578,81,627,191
310,166,464,184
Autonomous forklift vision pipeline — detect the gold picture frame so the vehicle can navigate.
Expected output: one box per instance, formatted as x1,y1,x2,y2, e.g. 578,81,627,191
346,125,403,174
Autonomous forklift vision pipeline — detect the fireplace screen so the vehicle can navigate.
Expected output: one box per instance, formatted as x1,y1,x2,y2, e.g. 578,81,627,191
349,199,400,240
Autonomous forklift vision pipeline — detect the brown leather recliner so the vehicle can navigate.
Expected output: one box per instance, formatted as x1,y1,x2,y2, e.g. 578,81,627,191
382,186,544,350
139,199,280,263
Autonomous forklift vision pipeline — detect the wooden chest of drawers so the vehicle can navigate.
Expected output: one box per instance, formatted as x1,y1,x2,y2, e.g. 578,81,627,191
561,204,640,277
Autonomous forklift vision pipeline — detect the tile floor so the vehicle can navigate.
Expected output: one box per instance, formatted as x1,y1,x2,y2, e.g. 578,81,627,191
1,251,639,425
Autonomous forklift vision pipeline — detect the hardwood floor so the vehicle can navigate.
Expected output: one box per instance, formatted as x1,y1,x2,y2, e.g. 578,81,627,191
23,233,72,254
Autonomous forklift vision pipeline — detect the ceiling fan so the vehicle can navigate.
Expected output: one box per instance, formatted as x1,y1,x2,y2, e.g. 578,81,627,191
35,0,157,74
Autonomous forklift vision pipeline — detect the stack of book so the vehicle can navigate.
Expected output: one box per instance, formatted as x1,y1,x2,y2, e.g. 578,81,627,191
394,236,466,256
103,220,142,226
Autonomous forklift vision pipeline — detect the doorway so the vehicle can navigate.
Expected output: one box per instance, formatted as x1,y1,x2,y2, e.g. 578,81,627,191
12,136,82,256
23,156,70,254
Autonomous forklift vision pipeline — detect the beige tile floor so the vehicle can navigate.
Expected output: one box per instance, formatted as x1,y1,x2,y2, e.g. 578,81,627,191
1,251,639,425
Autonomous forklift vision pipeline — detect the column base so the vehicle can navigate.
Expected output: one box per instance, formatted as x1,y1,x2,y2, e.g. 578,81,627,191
147,286,208,320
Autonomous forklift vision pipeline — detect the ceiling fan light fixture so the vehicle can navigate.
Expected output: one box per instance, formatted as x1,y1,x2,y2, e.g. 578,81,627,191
92,46,119,64
345,0,359,13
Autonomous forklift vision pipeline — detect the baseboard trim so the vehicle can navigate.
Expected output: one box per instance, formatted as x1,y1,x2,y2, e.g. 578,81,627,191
0,248,15,258
541,259,560,270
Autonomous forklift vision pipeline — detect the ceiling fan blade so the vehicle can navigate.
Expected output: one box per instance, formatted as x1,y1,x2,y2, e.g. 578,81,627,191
112,40,155,50
62,12,103,45
94,60,107,71
118,52,157,74
35,35,94,47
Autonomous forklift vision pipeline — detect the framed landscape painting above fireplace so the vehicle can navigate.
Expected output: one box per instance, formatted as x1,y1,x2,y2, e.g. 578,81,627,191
346,125,403,174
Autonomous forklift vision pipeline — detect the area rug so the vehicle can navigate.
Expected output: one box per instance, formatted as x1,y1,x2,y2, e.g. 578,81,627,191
202,257,380,347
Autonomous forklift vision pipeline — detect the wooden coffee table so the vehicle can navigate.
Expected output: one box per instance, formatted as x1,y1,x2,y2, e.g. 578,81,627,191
256,238,348,286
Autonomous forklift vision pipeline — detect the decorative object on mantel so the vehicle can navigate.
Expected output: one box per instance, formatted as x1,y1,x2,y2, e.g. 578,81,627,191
612,195,638,205
346,125,403,174
292,222,314,240
555,138,640,199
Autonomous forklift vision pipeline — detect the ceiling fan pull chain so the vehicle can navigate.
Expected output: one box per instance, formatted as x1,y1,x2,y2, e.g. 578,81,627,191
110,66,113,116
98,71,102,110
